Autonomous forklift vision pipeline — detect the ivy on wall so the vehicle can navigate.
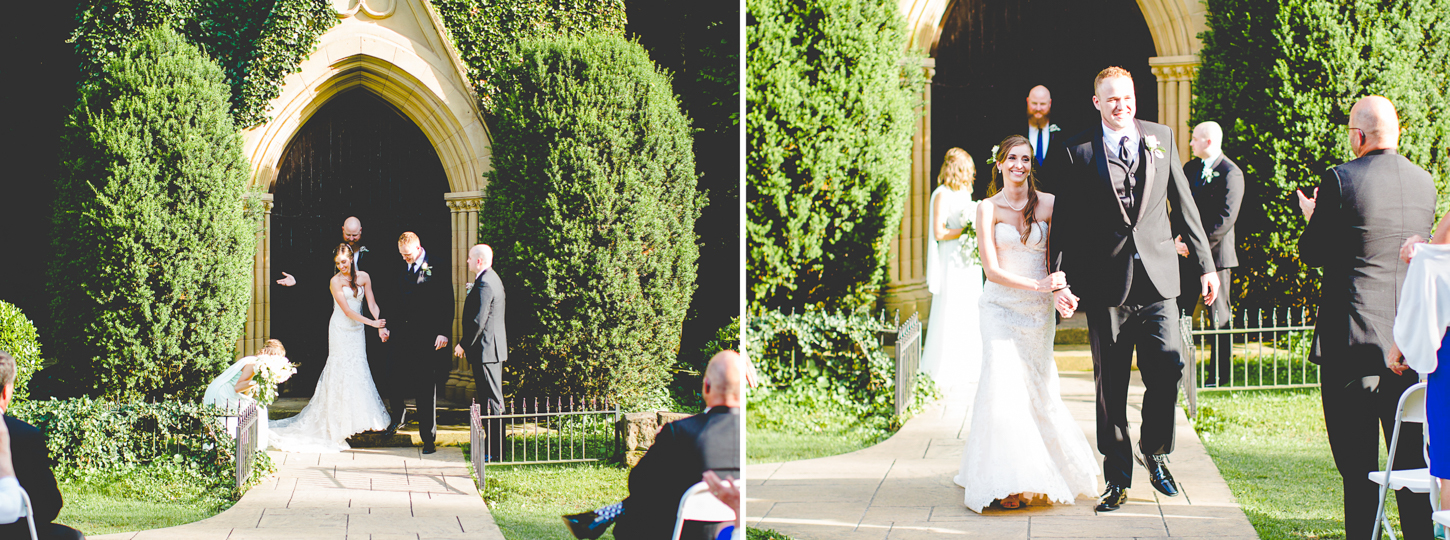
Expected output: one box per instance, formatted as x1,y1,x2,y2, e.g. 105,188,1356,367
433,0,626,109
71,0,336,129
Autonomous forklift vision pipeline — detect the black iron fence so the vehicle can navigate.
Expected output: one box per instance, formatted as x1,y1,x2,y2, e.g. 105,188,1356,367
895,312,922,418
234,401,259,493
469,397,621,488
1181,307,1317,418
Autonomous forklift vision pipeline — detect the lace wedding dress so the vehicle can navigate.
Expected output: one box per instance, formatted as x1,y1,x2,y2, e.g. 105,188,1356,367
269,287,390,453
953,221,1099,512
920,186,983,393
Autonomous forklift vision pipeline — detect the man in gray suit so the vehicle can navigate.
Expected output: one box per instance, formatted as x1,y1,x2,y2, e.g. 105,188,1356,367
455,244,506,459
1297,95,1434,540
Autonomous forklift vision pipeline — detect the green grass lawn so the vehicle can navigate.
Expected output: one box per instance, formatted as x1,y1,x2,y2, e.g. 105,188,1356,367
481,462,631,540
746,386,894,464
56,462,237,536
1194,388,1408,539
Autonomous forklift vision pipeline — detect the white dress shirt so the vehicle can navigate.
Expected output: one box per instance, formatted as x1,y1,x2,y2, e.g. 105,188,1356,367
1394,243,1450,375
0,476,23,524
408,248,427,274
1102,122,1140,162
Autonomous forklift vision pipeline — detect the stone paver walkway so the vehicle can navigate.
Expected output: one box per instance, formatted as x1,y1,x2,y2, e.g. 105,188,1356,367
746,371,1259,539
94,447,504,540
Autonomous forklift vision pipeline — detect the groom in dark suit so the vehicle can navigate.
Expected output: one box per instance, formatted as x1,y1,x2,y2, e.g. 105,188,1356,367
381,232,454,454
1050,66,1218,511
455,243,506,459
1297,95,1434,540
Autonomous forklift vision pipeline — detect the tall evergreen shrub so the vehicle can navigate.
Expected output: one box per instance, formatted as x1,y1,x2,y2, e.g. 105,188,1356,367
48,26,257,401
1193,0,1450,309
480,33,703,409
746,0,924,314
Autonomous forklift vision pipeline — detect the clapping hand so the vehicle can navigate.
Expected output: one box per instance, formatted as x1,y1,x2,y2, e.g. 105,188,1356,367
1296,187,1318,220
1401,234,1426,263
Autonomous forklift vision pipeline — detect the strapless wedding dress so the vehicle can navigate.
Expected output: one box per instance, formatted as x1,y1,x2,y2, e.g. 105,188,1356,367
269,288,390,453
953,221,1100,512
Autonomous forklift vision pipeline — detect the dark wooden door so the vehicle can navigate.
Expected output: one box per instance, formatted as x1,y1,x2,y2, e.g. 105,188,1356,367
932,0,1159,198
270,88,451,396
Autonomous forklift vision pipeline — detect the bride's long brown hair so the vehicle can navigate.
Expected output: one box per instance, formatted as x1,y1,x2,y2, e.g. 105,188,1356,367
987,134,1043,245
334,243,359,296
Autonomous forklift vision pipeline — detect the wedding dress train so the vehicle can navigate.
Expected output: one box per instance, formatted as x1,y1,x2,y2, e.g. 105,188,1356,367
269,287,390,453
953,221,1099,512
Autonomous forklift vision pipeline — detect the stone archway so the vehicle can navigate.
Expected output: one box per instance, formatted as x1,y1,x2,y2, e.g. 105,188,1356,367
883,0,1206,319
237,0,491,400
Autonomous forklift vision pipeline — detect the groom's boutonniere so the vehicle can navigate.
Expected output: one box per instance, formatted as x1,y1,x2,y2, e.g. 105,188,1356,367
420,262,432,277
1048,124,1061,133
1143,135,1166,159
357,246,369,254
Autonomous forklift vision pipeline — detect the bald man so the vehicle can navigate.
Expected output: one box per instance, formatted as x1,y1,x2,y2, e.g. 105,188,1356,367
455,244,506,459
275,217,368,287
1025,85,1068,193
1297,95,1435,539
1174,121,1244,387
565,351,743,540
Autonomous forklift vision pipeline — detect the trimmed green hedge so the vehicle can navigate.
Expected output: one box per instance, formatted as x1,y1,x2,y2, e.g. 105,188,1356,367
1193,0,1450,309
746,0,925,314
48,26,257,401
481,33,703,411
0,302,43,401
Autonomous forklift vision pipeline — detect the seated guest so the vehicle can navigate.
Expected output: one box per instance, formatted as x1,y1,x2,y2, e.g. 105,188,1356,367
1395,220,1450,519
0,351,84,539
0,395,21,525
564,350,745,540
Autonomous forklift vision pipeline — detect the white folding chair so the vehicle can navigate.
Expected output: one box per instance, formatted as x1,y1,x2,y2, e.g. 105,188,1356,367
1371,381,1431,540
671,479,741,540
19,487,37,540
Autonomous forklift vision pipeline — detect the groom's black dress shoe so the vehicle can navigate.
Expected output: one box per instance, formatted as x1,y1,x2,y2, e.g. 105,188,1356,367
1136,453,1180,497
1096,484,1127,512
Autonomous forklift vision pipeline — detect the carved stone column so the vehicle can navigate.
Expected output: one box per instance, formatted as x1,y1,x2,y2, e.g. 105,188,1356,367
1149,56,1200,160
883,59,936,323
241,193,274,357
444,191,483,402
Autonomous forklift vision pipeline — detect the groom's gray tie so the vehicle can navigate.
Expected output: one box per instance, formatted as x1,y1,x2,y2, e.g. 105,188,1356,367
1119,135,1131,163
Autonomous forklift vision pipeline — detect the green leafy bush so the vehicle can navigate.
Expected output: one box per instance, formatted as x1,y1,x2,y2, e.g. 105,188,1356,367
1193,0,1450,310
70,0,337,128
48,26,257,401
746,0,925,314
433,0,626,110
7,397,273,489
481,33,704,410
0,301,43,401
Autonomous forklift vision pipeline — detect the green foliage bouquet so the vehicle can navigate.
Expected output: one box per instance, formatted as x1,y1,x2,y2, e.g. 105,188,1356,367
251,355,296,407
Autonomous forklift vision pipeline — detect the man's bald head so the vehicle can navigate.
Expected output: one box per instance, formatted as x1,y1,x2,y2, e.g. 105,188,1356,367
703,350,745,408
467,244,494,275
342,217,363,248
1190,121,1223,159
1349,95,1399,156
1027,85,1052,127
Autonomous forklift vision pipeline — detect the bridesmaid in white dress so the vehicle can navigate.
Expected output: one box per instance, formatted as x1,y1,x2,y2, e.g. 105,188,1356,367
920,148,984,394
953,136,1099,512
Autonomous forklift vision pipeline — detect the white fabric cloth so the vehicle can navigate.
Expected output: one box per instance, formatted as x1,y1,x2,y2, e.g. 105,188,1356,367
0,477,21,524
954,221,1100,512
269,289,390,453
1394,243,1450,375
1102,122,1139,161
921,186,983,393
203,356,271,450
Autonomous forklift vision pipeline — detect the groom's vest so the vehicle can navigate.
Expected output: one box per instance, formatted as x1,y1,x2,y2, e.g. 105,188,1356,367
1103,144,1147,224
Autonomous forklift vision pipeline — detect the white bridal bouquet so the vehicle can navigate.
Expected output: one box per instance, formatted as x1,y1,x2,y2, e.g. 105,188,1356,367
959,207,980,267
253,355,298,406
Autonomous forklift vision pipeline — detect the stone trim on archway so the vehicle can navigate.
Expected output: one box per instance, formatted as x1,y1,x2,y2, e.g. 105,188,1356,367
238,0,491,401
885,0,1207,321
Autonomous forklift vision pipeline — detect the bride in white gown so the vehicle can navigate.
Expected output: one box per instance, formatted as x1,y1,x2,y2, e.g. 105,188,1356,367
954,136,1099,512
920,148,984,394
270,243,392,453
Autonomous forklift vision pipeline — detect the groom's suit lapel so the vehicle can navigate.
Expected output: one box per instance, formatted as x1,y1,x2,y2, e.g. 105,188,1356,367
1134,119,1155,225
1090,134,1132,225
